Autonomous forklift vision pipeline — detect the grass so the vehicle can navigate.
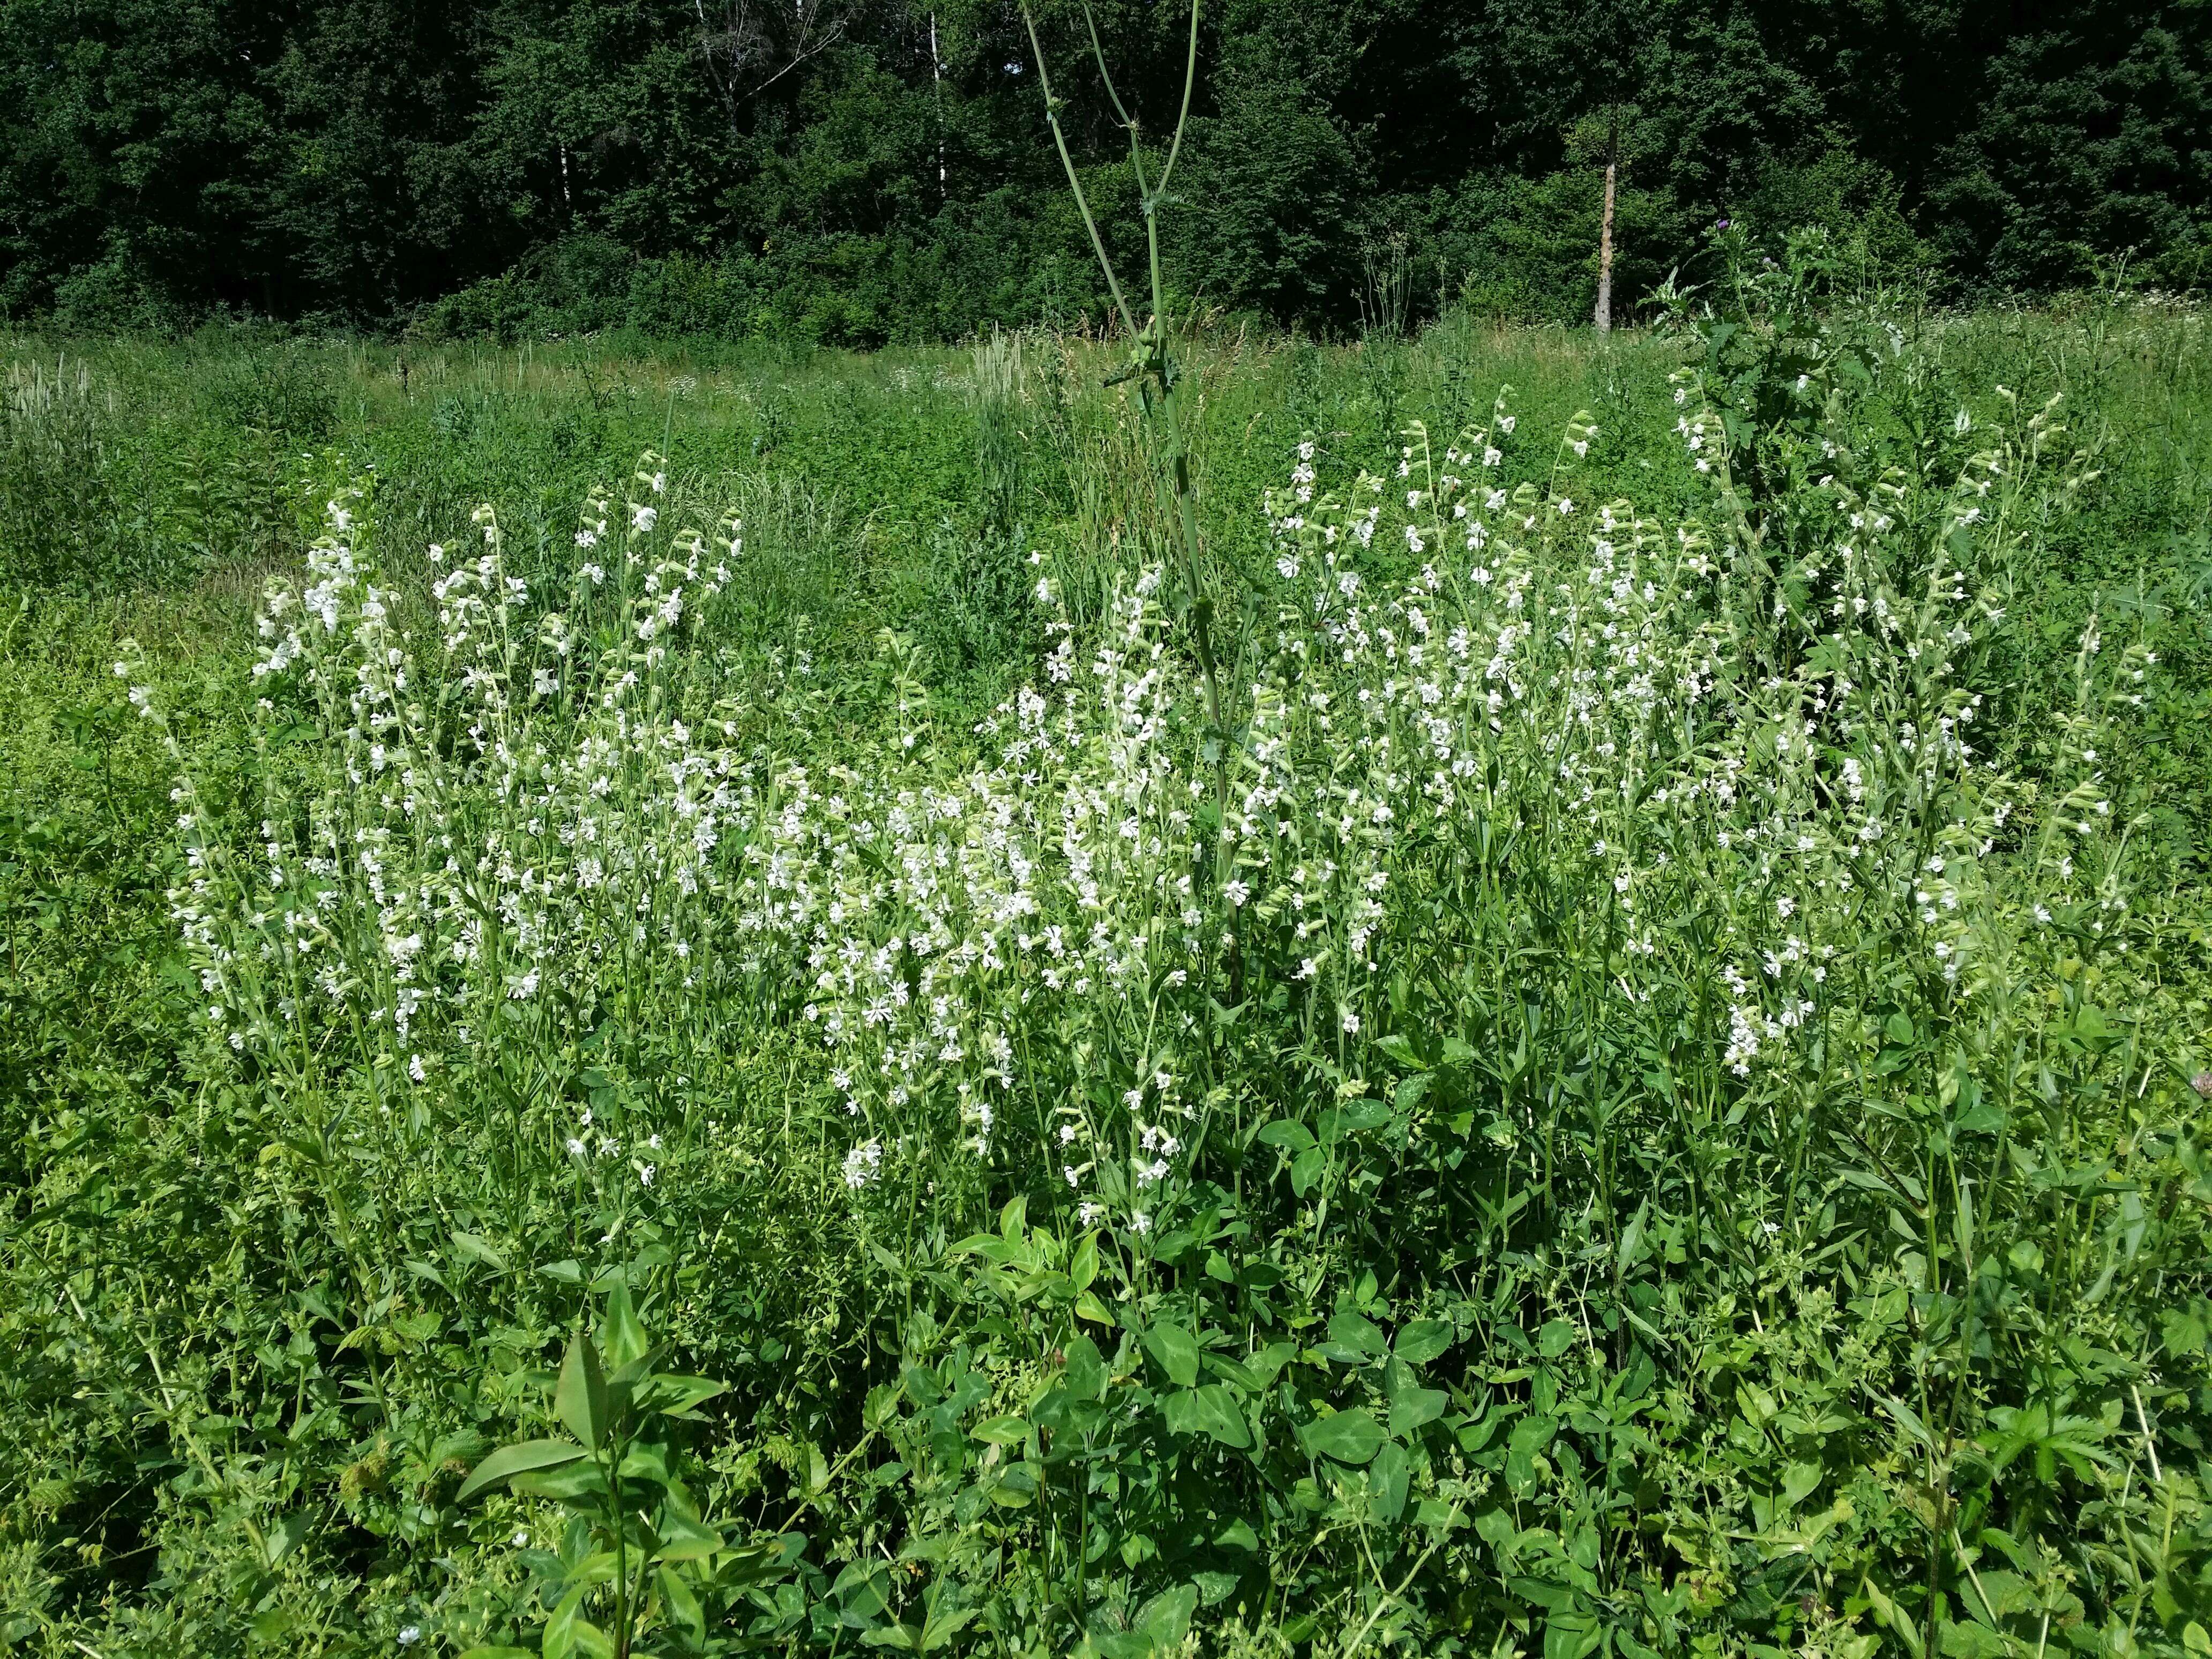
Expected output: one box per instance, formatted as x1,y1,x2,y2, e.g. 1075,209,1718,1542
2,285,2210,1659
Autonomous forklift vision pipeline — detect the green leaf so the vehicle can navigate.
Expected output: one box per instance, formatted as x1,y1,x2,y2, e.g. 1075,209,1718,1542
1394,1319,1454,1365
1389,1388,1448,1437
1144,1321,1201,1387
1064,1334,1108,1401
1256,1118,1317,1154
602,1276,648,1370
557,1332,611,1452
454,1438,588,1504
1194,1571,1240,1608
1301,1408,1386,1465
1374,1033,1423,1070
1162,1385,1252,1448
452,1231,509,1272
1137,1583,1199,1647
543,1580,613,1659
970,1415,1030,1446
1370,1439,1411,1523
643,1373,726,1418
1326,1309,1388,1360
1071,1230,1100,1294
1781,1461,1824,1511
653,1509,725,1563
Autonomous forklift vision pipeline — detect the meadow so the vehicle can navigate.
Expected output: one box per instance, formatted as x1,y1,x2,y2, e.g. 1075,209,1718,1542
3,267,2211,1659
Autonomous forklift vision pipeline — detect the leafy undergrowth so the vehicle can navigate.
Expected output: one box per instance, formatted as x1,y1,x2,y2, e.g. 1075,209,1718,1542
4,278,2212,1659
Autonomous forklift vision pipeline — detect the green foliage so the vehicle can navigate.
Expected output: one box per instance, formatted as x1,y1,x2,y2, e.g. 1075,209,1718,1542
2,285,2210,1657
0,0,2204,334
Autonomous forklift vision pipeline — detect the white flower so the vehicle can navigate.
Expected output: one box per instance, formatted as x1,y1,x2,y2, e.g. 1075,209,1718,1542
843,1139,884,1190
1223,879,1251,907
566,1137,587,1157
1341,1010,1361,1034
398,1628,421,1648
632,504,658,533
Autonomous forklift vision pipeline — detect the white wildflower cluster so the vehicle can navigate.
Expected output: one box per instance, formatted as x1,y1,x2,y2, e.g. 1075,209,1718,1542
161,391,2144,1230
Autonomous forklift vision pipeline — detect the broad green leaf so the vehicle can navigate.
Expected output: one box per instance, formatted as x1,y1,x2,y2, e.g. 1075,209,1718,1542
1393,1319,1454,1365
1301,1408,1385,1465
556,1331,611,1451
454,1438,587,1504
970,1415,1030,1445
1194,1570,1240,1607
919,1604,980,1652
1370,1439,1411,1523
1071,1230,1100,1294
1162,1385,1251,1448
1375,1032,1423,1069
1137,1583,1198,1646
516,1460,610,1502
602,1277,648,1370
724,1536,801,1588
1781,1461,1824,1511
1256,1118,1317,1154
542,1580,612,1659
1326,1309,1388,1359
452,1231,509,1272
656,1564,705,1634
644,1373,726,1418
1334,1099,1390,1133
1389,1387,1448,1437
653,1508,724,1563
1144,1321,1201,1387
1064,1334,1108,1401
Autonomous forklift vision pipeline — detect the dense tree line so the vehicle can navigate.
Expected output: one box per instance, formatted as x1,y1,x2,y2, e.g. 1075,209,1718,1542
1,0,2205,340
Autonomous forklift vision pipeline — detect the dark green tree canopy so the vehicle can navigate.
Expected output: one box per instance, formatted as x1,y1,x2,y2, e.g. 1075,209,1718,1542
1,0,2203,338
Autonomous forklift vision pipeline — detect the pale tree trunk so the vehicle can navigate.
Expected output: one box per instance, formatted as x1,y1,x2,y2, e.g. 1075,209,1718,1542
931,13,946,203
1595,155,1618,333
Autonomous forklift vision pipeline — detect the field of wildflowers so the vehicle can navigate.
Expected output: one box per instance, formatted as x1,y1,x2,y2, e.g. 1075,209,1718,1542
3,265,2211,1658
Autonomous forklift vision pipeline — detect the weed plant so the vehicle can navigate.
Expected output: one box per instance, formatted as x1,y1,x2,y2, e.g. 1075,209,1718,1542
2,269,2210,1658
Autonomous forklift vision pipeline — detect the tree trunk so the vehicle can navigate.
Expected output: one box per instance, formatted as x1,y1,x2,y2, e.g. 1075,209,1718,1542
1595,156,1617,333
931,13,946,204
